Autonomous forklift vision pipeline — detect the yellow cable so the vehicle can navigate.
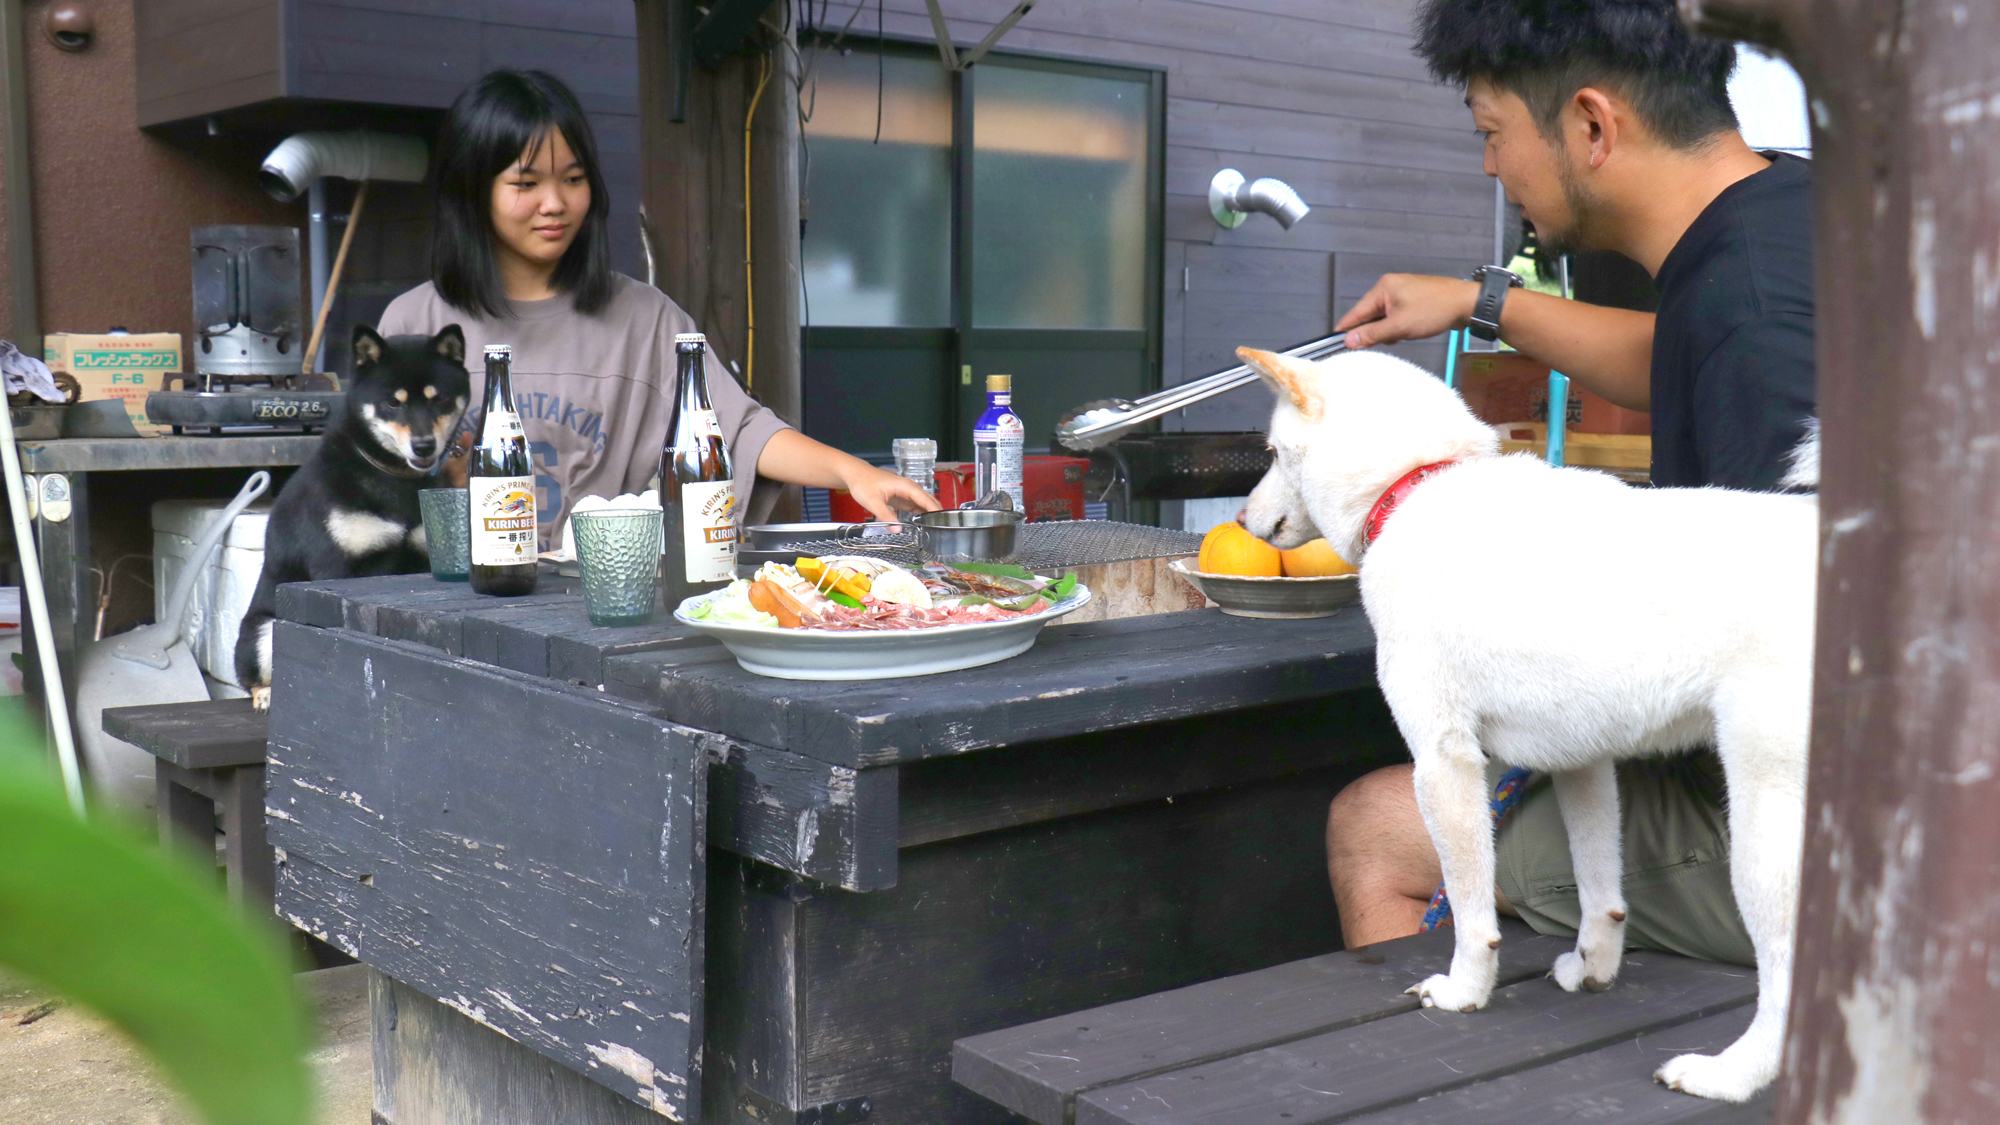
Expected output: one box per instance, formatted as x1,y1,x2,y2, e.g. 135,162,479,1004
744,51,773,391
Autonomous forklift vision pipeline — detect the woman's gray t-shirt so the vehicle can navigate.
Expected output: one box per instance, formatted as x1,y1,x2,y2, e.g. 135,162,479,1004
378,274,791,548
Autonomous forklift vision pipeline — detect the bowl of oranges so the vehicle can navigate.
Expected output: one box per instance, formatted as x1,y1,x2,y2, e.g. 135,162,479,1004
1169,522,1361,619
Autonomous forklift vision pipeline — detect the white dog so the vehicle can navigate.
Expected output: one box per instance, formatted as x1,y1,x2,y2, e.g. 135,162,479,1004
1238,346,1813,1103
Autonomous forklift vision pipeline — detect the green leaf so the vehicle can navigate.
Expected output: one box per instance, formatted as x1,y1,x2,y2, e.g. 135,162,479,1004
0,705,312,1125
1049,572,1079,600
827,589,864,609
949,562,1035,580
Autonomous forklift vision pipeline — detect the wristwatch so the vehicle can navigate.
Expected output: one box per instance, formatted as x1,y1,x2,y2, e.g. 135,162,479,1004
1465,265,1524,341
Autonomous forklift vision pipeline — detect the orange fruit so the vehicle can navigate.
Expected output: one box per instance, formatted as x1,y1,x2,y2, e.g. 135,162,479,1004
1280,538,1357,577
1198,521,1282,577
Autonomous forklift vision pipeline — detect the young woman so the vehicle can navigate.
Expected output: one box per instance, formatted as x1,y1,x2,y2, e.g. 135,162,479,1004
378,69,937,545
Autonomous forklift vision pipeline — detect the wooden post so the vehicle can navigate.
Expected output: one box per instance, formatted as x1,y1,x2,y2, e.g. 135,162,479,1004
1680,0,2000,1120
635,0,800,423
1,0,41,352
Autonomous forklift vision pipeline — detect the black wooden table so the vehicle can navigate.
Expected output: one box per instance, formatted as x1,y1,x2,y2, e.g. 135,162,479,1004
269,571,1408,1124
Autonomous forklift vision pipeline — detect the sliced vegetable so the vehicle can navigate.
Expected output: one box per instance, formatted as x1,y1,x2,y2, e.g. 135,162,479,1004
825,589,864,610
950,562,1035,580
795,557,871,601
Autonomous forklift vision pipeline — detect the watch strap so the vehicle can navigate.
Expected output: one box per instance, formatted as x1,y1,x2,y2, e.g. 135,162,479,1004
1466,267,1520,341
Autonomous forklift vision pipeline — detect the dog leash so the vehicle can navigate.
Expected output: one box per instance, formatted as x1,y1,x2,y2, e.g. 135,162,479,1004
1418,765,1534,932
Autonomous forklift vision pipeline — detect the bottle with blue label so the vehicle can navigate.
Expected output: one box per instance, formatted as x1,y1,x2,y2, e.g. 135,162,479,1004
972,374,1025,511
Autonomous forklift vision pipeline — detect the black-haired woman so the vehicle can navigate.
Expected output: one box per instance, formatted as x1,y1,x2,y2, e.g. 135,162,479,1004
379,69,937,547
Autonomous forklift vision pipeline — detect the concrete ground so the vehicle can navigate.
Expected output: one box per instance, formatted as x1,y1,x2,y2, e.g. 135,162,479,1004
0,963,372,1124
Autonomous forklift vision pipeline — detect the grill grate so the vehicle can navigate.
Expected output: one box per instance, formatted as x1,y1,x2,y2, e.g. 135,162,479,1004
781,519,1204,571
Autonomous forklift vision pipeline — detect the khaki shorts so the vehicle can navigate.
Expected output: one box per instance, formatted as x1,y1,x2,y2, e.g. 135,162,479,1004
1490,751,1755,967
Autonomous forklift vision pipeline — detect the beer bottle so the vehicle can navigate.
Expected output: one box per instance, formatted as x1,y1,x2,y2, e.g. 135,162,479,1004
468,343,538,596
661,333,736,607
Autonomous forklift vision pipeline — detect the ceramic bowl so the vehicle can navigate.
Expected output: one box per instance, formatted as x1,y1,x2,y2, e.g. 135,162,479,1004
1168,557,1360,619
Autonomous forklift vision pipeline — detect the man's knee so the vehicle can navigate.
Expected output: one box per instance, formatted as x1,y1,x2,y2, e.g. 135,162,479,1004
1327,763,1416,857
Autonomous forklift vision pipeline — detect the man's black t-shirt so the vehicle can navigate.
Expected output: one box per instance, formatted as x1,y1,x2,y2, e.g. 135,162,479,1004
1650,152,1816,490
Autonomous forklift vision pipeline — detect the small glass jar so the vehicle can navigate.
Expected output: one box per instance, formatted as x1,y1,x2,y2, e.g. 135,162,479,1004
892,437,937,496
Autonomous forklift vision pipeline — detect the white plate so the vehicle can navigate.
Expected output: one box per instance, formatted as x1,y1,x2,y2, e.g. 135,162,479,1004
673,585,1094,680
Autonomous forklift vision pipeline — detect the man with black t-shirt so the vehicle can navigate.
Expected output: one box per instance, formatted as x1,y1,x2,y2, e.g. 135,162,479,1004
1323,0,1814,964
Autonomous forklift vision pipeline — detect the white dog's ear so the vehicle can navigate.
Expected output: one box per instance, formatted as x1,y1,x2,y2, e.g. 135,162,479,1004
1237,347,1321,420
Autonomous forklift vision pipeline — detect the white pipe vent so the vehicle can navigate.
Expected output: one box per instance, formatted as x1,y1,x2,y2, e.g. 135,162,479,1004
259,130,429,200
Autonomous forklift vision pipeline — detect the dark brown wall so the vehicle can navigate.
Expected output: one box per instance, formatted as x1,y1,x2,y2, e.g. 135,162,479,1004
0,0,646,370
0,0,301,353
833,0,1494,431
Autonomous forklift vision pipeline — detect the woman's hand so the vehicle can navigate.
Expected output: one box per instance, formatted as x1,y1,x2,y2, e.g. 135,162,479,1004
754,428,945,521
842,462,942,522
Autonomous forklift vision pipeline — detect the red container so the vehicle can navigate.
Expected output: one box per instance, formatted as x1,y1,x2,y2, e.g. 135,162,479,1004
830,456,1089,523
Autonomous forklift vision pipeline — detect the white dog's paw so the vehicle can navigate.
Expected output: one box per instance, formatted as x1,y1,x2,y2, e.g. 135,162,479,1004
1654,1052,1765,1103
251,686,271,712
1405,973,1490,1013
1551,950,1617,993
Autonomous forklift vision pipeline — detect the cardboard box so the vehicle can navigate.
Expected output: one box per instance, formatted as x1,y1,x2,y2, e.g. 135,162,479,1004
44,332,182,436
1455,350,1650,436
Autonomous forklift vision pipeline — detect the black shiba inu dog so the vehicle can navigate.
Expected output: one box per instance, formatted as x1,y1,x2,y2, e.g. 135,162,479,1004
236,324,471,709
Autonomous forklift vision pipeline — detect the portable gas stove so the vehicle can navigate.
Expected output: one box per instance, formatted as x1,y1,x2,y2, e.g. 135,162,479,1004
146,225,344,434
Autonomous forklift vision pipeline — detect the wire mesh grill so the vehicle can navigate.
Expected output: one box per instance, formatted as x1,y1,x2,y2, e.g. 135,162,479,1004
781,519,1204,571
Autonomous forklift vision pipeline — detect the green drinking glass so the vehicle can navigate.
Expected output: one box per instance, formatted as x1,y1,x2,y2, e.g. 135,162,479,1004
418,488,470,582
571,508,664,627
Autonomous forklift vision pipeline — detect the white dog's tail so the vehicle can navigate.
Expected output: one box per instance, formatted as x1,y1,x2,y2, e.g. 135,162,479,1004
1780,418,1820,491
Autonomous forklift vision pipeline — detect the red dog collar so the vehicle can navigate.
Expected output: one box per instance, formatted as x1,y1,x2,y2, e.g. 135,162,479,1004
1363,461,1458,544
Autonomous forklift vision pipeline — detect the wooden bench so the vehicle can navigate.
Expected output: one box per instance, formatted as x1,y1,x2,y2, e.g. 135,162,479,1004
953,920,1774,1124
102,698,273,906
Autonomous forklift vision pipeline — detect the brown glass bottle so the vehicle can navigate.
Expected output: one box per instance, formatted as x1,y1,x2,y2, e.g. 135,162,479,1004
468,343,538,596
660,333,736,608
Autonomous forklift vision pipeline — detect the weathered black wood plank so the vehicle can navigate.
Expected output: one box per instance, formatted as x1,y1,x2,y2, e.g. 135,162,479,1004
601,609,1380,768
266,624,707,1120
273,579,347,629
549,629,721,691
1073,955,1759,1125
900,690,1406,850
785,770,1368,1124
283,582,1381,770
274,572,710,687
102,699,268,769
1337,1006,1773,1124
372,971,667,1125
952,921,1563,1125
705,734,901,893
456,598,590,678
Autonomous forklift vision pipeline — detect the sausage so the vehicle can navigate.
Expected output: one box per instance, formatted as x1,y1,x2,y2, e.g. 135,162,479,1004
749,579,800,627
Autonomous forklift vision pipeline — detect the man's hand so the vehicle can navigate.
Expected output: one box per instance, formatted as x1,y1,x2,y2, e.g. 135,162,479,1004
1335,274,1480,350
843,463,943,522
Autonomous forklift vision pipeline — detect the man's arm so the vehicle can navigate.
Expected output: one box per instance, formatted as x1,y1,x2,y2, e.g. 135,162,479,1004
1334,274,1655,411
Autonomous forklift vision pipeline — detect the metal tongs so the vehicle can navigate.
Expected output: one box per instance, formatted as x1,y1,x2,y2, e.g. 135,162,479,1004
1055,331,1354,451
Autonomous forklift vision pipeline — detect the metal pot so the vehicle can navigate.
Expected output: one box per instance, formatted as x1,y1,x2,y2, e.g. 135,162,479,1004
914,508,1021,564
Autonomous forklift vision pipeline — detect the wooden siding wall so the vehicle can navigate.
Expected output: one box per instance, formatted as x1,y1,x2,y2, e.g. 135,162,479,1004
132,0,645,374
859,0,1493,432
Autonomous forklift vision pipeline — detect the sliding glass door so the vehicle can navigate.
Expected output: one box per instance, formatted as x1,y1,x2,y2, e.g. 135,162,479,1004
801,42,1163,461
